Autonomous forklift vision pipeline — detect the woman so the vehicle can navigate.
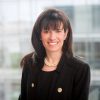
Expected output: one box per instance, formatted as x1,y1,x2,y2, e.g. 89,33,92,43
18,8,90,100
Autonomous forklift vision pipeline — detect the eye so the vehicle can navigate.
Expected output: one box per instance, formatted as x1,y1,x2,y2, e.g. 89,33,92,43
56,29,62,33
42,29,49,33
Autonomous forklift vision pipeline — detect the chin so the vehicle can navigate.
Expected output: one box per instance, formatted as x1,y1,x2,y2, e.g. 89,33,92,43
46,48,62,53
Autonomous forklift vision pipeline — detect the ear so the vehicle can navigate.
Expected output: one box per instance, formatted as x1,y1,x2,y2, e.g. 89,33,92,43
64,29,68,40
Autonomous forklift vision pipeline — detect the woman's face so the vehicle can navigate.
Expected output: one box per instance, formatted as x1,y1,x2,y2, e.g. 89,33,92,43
41,23,68,53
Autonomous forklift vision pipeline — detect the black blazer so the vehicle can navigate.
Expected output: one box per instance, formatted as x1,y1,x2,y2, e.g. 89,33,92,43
18,53,90,100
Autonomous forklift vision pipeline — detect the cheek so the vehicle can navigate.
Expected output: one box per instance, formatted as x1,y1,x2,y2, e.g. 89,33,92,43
59,34,66,41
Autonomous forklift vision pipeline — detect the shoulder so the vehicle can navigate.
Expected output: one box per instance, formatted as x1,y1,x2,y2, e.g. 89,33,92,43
64,55,90,73
20,52,34,68
70,56,91,85
20,52,35,77
71,56,89,66
64,55,90,84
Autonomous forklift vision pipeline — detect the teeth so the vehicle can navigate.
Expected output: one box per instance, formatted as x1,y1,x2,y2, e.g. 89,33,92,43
49,42,57,45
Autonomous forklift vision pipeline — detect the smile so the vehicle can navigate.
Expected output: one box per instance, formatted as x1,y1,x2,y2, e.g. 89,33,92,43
48,42,58,45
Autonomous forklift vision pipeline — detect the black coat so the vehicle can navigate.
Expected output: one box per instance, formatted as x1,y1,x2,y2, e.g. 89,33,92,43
18,53,90,100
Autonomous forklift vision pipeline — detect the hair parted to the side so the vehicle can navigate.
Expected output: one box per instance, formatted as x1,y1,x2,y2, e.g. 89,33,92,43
31,8,73,60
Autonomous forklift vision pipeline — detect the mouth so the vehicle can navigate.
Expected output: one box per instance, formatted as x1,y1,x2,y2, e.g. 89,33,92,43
48,42,58,46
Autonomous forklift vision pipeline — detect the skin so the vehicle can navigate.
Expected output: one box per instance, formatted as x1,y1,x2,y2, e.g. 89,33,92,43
41,23,68,71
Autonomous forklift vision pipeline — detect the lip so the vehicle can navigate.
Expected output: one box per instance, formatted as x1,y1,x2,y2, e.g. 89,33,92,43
48,42,58,45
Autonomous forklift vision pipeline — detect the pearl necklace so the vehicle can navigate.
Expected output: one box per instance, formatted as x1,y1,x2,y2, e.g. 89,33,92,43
44,58,58,67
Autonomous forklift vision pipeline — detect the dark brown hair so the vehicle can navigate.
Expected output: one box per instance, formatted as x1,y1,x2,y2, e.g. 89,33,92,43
21,8,73,67
32,8,73,57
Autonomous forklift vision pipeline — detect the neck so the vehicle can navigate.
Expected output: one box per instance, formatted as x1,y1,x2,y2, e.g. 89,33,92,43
45,51,62,66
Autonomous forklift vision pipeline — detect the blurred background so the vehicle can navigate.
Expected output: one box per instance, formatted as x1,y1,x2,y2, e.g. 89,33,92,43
0,0,100,100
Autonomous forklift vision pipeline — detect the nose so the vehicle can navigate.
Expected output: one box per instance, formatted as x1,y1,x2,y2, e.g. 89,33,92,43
49,31,56,40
